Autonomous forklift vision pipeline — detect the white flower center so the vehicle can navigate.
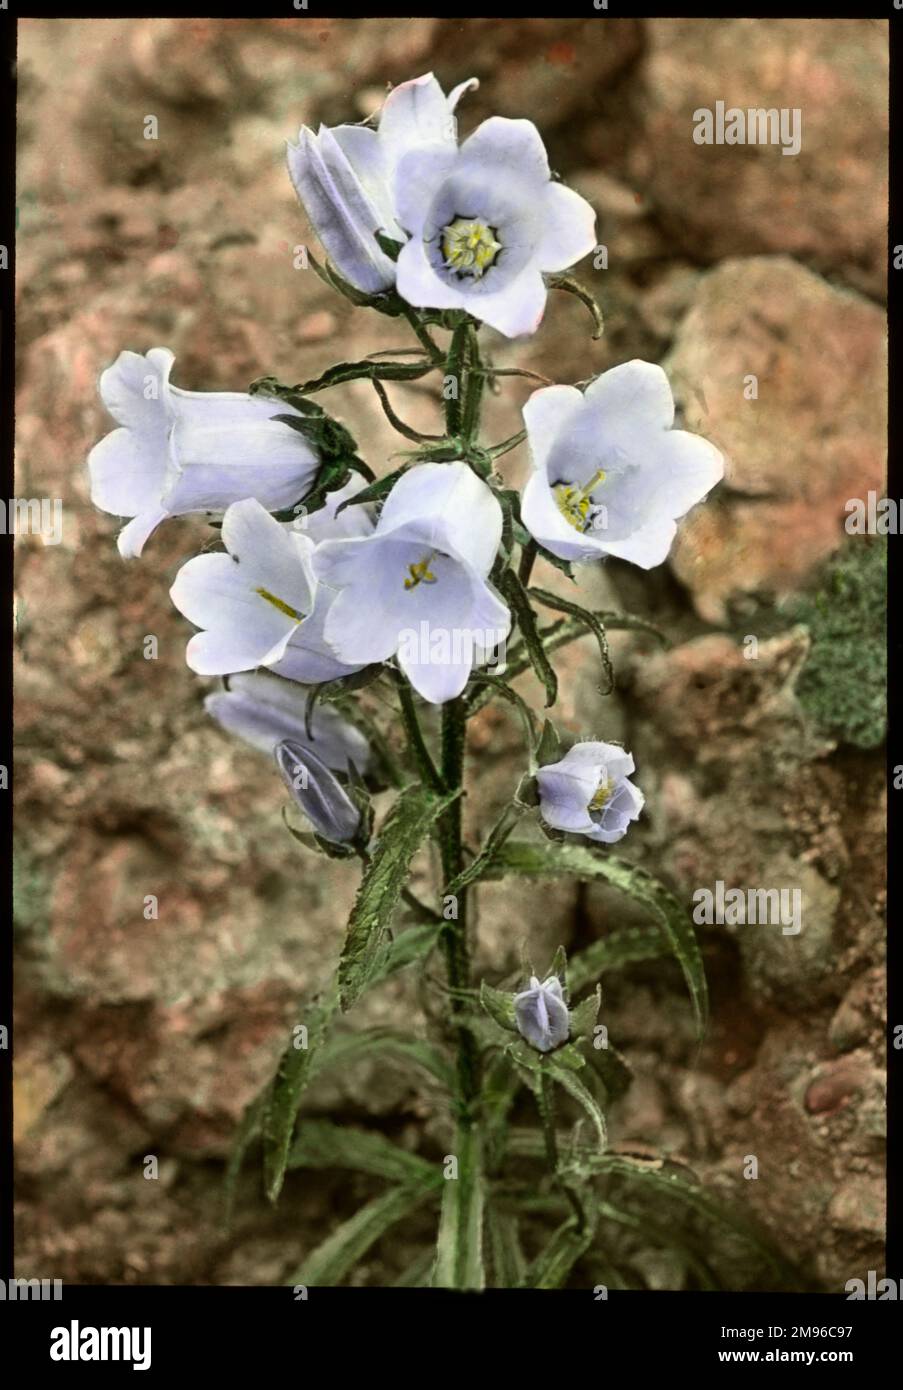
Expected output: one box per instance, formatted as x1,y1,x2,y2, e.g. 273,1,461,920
554,468,607,533
404,553,439,590
256,587,303,620
441,217,502,279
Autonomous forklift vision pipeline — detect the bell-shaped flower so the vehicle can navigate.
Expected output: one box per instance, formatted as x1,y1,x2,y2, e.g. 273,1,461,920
275,740,362,846
536,740,644,845
311,461,510,704
520,361,724,567
514,974,570,1053
205,672,370,774
88,348,320,558
169,496,369,684
391,116,596,337
287,72,478,295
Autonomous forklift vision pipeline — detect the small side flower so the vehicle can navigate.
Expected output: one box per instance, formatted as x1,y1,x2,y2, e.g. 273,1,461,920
536,740,644,845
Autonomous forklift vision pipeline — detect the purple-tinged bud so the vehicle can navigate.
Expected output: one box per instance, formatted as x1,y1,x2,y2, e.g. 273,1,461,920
275,739,362,846
513,974,570,1053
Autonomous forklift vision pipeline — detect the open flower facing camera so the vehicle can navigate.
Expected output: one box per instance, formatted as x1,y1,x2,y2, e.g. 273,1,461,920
86,72,740,1292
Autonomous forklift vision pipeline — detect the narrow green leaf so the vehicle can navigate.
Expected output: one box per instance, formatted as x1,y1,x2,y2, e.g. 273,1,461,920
367,921,441,985
292,1181,441,1287
222,1092,267,1225
529,586,614,695
524,1211,598,1289
499,570,558,707
295,358,436,395
334,464,410,514
262,988,338,1203
311,1028,455,1090
568,923,666,991
288,1119,437,1186
392,1249,435,1287
487,840,708,1039
592,1158,799,1286
339,784,459,1011
568,983,601,1041
432,1122,485,1289
535,717,561,767
487,1207,527,1287
447,801,526,897
547,1059,608,1150
479,979,518,1032
547,272,604,338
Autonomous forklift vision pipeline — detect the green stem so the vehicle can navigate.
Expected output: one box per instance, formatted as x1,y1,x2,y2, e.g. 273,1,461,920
518,538,537,588
461,325,484,445
438,697,480,1112
394,675,444,794
403,306,444,364
444,321,470,437
538,1064,586,1231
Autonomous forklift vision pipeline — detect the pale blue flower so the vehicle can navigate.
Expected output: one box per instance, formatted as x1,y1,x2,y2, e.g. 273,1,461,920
275,740,362,845
536,740,644,845
392,116,596,337
287,72,478,295
88,348,320,558
169,495,370,683
312,462,510,704
205,671,370,774
520,361,724,567
514,974,570,1052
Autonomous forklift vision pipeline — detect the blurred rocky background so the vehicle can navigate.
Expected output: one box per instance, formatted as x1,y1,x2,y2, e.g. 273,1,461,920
14,17,886,1287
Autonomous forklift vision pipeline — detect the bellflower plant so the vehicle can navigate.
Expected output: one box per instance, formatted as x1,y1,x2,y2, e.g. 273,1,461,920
86,74,761,1294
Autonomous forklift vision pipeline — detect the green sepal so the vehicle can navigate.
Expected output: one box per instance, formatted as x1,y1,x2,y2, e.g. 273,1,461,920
547,272,605,339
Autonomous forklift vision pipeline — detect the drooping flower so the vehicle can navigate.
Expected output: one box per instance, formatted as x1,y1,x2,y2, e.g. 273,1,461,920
311,461,510,704
169,495,370,684
514,974,570,1053
391,116,596,337
520,361,724,567
88,348,320,558
275,740,362,846
536,740,644,845
205,671,370,773
287,72,478,295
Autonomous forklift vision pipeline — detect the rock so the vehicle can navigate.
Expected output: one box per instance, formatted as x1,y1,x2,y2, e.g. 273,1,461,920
638,19,887,298
827,1176,885,1238
666,258,886,623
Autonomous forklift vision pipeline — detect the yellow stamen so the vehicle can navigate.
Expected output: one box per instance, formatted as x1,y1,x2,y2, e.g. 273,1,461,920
553,468,607,532
441,217,502,279
589,775,616,813
404,555,438,590
256,587,303,620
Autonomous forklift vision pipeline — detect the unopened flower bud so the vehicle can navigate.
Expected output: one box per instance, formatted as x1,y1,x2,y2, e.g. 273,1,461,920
275,739,361,845
513,974,570,1053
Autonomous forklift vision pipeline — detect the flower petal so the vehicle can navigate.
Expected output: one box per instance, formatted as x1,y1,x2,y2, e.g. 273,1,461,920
394,235,465,311
458,117,551,188
378,72,459,171
88,425,167,519
466,268,547,338
523,384,586,474
98,348,173,432
377,462,502,576
287,126,395,294
537,180,597,272
583,360,675,435
116,506,170,559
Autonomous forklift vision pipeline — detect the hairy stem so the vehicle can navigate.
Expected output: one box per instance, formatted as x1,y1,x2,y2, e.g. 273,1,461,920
438,697,480,1112
395,675,444,794
538,1065,586,1231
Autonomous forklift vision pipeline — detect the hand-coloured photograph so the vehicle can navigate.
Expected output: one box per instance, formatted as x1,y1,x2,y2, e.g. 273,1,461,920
11,14,888,1300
